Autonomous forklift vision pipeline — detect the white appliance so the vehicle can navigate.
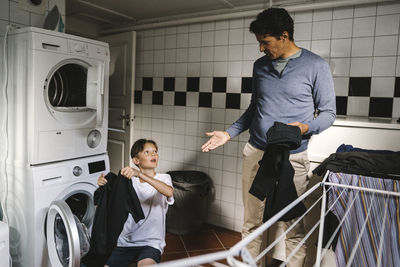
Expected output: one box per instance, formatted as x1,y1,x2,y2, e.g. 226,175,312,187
6,27,109,165
1,27,112,267
6,154,109,267
0,221,9,267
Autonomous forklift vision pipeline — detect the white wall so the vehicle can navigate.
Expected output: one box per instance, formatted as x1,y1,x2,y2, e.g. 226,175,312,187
0,0,66,35
0,0,66,89
133,2,400,231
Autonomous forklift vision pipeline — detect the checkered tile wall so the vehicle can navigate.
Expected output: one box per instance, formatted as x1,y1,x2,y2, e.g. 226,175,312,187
135,76,400,118
336,76,399,117
136,77,250,110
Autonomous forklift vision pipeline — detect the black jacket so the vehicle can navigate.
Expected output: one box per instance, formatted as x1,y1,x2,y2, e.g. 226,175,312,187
82,172,144,267
249,122,307,222
313,151,400,179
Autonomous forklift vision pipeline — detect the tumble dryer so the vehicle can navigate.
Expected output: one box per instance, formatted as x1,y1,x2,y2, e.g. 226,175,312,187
6,27,109,165
1,27,111,267
5,154,109,267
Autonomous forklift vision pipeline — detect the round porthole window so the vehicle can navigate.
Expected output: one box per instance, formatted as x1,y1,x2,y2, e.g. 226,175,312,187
87,129,101,148
47,63,87,108
43,59,96,127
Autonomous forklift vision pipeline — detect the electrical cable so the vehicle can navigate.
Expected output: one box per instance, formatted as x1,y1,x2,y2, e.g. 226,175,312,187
1,25,12,225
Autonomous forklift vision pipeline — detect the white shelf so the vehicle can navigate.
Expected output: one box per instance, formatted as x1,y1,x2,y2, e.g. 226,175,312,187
334,116,400,130
308,116,400,163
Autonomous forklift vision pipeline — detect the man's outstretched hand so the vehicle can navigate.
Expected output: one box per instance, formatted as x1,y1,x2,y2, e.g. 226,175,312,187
201,131,231,152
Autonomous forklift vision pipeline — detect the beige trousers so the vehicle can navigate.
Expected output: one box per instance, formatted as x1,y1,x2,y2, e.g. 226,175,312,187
241,142,310,267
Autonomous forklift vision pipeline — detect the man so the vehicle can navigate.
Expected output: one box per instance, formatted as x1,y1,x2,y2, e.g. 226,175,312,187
201,7,336,267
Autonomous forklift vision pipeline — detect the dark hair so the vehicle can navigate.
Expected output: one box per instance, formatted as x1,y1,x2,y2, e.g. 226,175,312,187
130,139,158,158
249,8,294,41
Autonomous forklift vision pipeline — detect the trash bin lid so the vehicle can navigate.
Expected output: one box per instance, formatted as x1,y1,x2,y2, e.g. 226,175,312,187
167,171,210,187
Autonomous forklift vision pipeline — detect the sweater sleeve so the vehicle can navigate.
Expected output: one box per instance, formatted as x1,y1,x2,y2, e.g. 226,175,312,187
226,66,257,138
307,60,336,135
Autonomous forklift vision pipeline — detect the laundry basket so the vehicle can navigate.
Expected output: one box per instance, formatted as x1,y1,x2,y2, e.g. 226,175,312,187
166,171,211,235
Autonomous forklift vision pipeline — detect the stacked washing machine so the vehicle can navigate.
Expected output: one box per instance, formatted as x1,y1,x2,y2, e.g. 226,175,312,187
1,27,110,267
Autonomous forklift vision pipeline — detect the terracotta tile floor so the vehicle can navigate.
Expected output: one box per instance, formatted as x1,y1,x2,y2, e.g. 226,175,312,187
161,224,241,264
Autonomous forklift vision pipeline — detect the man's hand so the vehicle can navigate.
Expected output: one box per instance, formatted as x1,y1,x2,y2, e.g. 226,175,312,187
97,173,107,186
121,167,140,179
288,121,309,135
201,131,231,152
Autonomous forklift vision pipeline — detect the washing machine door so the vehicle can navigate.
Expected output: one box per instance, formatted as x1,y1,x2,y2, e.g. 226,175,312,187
46,200,90,267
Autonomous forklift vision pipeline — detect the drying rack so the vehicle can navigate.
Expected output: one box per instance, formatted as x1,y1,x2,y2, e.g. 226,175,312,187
153,170,400,267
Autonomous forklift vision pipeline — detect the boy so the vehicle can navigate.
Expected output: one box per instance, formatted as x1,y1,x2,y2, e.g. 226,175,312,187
98,139,174,267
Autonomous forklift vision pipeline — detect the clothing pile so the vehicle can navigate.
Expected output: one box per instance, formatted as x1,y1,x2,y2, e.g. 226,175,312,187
315,145,400,267
82,172,144,267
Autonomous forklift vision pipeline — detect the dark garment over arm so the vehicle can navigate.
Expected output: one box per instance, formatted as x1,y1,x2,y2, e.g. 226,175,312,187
82,172,145,267
249,122,307,222
313,152,400,179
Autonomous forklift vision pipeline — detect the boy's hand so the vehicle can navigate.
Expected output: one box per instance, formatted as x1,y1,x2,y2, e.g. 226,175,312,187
97,173,107,186
121,167,140,179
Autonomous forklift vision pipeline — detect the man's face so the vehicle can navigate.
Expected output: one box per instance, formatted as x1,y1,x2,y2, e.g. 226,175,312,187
256,34,286,59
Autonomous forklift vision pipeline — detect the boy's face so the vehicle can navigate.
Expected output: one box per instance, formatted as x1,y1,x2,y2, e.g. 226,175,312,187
132,142,158,169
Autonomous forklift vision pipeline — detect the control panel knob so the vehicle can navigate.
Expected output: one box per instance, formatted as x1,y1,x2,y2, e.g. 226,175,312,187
73,166,82,176
87,129,101,148
74,44,84,52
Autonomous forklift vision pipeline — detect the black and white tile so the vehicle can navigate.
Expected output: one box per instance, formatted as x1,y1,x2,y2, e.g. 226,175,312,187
135,76,253,110
136,75,399,118
336,76,397,117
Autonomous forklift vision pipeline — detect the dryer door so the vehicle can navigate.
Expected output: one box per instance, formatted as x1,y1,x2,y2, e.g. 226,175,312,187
46,200,89,267
43,58,106,128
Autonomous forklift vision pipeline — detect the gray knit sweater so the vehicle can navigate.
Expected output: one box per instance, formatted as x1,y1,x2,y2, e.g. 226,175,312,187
226,48,336,153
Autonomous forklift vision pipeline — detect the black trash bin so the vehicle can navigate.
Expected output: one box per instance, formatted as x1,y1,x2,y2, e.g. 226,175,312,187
166,170,211,235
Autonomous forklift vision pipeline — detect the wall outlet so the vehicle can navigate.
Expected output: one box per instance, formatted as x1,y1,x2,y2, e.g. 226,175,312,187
19,0,46,15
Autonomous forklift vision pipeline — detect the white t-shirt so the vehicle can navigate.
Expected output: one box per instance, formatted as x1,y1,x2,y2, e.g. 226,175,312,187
116,173,174,253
